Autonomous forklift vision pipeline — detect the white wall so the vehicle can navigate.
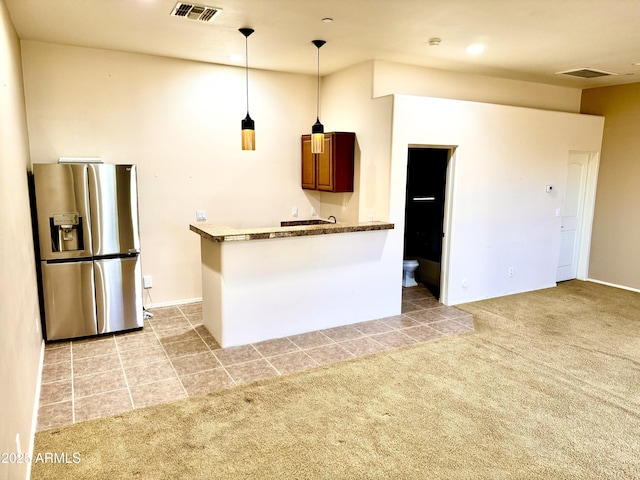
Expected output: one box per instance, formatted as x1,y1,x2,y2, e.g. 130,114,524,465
0,2,43,478
373,60,583,113
21,41,319,305
390,95,604,305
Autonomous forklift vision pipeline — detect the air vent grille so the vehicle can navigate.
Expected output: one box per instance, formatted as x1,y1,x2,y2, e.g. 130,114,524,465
171,2,222,22
556,68,617,79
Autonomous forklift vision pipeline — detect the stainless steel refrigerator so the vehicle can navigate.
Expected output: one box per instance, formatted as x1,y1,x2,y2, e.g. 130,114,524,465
32,163,143,341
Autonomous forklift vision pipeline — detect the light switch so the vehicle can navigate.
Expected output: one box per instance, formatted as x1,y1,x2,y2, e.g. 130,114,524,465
196,210,207,221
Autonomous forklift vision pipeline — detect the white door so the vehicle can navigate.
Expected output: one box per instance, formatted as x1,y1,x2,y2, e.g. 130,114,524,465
557,152,589,282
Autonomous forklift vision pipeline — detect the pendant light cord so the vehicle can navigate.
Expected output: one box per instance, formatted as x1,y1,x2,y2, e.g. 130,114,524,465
245,35,249,114
316,45,320,120
311,40,325,123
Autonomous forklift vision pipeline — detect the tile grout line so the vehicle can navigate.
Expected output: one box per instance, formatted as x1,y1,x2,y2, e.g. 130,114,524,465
69,341,75,425
149,314,191,397
174,304,241,390
71,386,131,401
184,316,239,389
249,343,285,378
113,335,135,410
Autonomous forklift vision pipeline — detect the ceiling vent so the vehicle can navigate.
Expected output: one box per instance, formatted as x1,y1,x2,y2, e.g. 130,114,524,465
555,68,618,79
171,2,222,22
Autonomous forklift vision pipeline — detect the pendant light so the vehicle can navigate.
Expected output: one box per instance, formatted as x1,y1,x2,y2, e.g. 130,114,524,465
311,39,326,154
240,28,255,150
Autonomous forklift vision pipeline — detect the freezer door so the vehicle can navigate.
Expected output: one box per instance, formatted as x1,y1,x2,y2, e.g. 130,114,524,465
94,256,143,334
41,261,98,340
88,164,140,256
33,163,92,260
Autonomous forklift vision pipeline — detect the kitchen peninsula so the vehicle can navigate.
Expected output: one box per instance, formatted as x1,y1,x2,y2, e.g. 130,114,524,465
190,221,396,348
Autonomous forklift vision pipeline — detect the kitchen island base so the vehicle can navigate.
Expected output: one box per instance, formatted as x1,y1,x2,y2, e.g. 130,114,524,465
193,222,396,348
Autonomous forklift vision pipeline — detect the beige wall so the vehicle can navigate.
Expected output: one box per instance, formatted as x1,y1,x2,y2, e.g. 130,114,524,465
320,62,393,223
373,60,583,113
0,1,44,478
581,84,640,290
21,41,319,305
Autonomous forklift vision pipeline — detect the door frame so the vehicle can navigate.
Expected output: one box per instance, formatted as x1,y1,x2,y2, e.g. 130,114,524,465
406,144,457,304
569,150,600,280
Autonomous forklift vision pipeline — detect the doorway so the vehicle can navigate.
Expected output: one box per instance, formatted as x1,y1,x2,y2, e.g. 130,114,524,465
557,151,600,282
403,148,450,298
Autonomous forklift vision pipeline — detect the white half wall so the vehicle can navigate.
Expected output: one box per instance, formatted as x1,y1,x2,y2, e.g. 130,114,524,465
390,95,604,305
200,230,398,347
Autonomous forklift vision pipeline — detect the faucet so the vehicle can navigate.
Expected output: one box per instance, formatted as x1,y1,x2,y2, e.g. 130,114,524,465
328,216,337,224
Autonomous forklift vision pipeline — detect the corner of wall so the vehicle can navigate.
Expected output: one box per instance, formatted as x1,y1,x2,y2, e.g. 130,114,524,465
1,3,45,479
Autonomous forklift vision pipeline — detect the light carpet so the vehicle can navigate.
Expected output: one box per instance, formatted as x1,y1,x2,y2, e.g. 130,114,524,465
32,280,640,479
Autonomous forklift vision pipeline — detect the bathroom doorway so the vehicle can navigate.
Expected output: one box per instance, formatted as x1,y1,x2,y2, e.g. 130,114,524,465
403,147,451,299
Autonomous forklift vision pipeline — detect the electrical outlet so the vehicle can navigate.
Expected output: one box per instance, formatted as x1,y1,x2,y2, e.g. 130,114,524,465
368,214,374,221
143,275,153,289
292,207,298,217
508,267,514,277
311,208,317,217
196,210,207,221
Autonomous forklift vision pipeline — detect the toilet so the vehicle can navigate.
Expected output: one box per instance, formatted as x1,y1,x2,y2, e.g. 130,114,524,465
402,259,419,287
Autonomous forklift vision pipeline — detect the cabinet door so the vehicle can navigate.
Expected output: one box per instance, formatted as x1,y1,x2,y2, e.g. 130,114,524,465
301,136,316,190
301,132,355,193
316,135,334,191
331,133,355,193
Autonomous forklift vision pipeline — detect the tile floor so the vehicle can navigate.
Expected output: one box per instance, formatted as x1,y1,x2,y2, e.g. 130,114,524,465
37,284,474,432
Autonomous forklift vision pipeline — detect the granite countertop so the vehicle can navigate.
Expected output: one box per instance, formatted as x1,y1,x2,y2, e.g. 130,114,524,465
190,220,394,242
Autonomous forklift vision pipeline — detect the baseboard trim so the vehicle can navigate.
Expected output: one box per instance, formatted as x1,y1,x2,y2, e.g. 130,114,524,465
144,297,203,309
452,283,558,306
27,339,45,480
587,278,640,294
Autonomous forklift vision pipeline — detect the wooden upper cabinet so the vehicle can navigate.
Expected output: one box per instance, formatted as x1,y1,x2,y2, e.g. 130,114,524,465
301,132,355,193
301,136,316,189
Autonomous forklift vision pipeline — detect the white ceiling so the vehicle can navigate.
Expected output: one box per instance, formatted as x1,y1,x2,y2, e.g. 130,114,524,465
6,0,640,89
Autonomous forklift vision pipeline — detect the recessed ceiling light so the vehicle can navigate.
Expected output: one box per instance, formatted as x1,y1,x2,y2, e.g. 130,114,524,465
322,17,333,23
466,43,485,55
228,54,243,62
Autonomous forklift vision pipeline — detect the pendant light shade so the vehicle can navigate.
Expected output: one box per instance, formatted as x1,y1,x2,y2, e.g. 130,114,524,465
240,28,255,150
311,40,326,154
